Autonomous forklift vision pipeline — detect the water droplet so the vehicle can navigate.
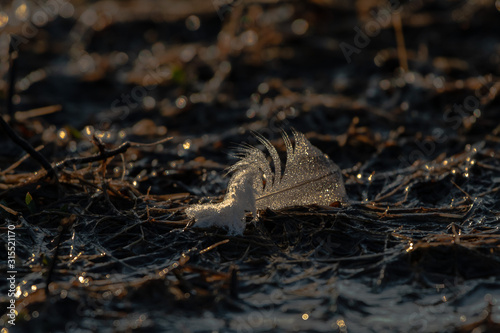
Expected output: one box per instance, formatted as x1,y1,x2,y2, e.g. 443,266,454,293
404,72,416,83
400,101,409,111
143,96,156,110
185,15,200,31
292,19,309,35
80,9,97,26
68,141,77,153
240,30,258,46
15,2,29,21
59,3,75,18
78,54,95,73
336,319,346,329
0,11,9,28
113,52,129,66
219,60,231,74
58,129,68,140
83,125,94,137
246,109,256,118
175,96,187,109
258,82,269,94
180,46,196,62
379,79,391,90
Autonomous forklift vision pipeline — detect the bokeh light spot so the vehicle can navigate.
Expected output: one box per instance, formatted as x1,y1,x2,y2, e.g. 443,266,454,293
175,96,187,109
292,19,309,35
185,15,200,31
0,12,9,28
15,2,29,21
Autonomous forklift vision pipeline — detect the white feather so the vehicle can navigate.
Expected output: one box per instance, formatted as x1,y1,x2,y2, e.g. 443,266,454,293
186,130,347,234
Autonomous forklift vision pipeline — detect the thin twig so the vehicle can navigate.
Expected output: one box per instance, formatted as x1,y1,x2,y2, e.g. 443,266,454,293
392,12,409,71
0,115,57,179
45,215,76,295
1,45,57,180
55,137,172,169
0,145,44,175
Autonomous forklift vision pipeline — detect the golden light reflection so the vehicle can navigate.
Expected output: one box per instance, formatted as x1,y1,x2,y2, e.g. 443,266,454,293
0,11,9,28
337,319,346,328
175,96,187,109
15,3,29,21
15,286,22,298
84,125,94,137
78,274,90,285
70,251,83,264
406,242,414,252
302,313,309,320
183,140,191,150
70,230,75,257
31,285,37,292
58,129,68,140
159,268,169,277
356,173,362,179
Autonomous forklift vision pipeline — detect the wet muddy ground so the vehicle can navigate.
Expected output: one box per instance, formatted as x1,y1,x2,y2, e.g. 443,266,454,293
1,0,500,332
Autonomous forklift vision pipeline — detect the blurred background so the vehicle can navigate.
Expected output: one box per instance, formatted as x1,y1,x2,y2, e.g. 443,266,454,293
1,0,498,183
